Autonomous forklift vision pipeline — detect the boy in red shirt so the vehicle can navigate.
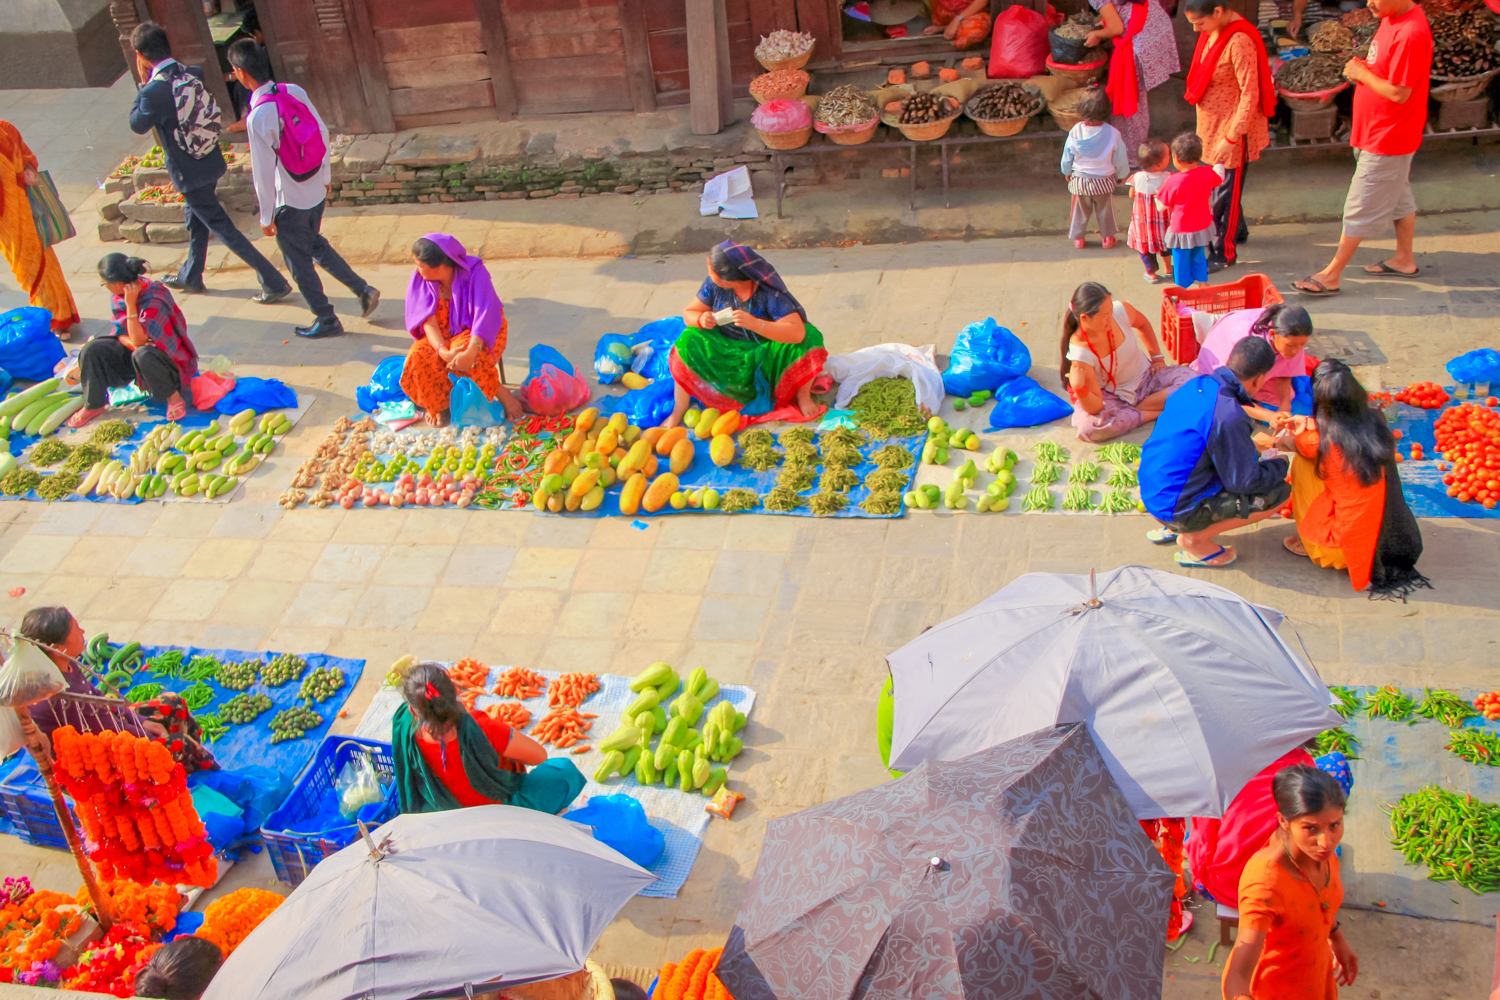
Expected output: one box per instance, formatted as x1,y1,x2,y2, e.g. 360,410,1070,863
1294,0,1432,296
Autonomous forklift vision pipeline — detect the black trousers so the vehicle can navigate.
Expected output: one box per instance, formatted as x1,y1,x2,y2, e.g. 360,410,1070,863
274,200,370,324
79,337,182,410
180,182,289,294
1209,144,1252,263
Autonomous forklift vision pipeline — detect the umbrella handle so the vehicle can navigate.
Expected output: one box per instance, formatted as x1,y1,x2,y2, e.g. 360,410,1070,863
358,820,385,860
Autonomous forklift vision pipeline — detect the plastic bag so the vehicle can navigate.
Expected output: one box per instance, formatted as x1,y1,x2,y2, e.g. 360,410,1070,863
0,637,65,709
215,377,297,414
563,794,664,869
450,377,508,428
189,781,246,850
594,318,682,385
190,765,290,833
750,99,812,133
941,319,1031,396
988,5,1050,80
0,367,13,402
1447,348,1500,386
190,370,236,410
0,709,23,758
1290,375,1313,417
987,375,1072,429
0,308,67,382
600,377,677,429
825,343,946,414
519,345,590,416
357,356,408,413
335,752,385,819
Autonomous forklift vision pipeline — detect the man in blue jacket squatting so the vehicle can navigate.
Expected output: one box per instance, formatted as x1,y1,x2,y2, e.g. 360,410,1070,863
1140,336,1292,569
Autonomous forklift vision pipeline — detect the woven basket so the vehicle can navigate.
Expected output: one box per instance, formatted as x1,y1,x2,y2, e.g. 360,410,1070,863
1431,68,1499,103
1044,54,1108,87
1276,79,1350,112
750,70,810,104
758,126,813,150
814,117,880,145
882,97,962,141
757,50,812,72
1049,108,1083,132
965,84,1043,136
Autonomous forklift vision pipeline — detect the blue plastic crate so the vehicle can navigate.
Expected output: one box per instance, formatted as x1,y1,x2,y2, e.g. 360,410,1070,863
0,753,76,850
262,735,398,886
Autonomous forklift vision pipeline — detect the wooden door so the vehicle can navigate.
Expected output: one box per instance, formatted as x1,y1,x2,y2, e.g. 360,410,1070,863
364,0,513,129
499,0,641,115
259,0,393,135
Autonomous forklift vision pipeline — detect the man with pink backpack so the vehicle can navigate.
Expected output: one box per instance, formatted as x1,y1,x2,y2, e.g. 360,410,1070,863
227,40,378,339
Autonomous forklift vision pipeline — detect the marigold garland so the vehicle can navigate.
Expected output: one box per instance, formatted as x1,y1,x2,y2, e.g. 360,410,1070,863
50,726,218,888
63,920,161,997
194,888,284,956
654,947,730,1000
76,879,181,933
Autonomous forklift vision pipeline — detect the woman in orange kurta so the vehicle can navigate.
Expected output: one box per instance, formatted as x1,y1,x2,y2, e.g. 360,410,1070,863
1284,359,1429,599
0,121,79,338
1222,765,1357,1000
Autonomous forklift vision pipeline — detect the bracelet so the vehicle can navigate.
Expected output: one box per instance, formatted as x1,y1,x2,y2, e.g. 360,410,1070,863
1151,353,1164,360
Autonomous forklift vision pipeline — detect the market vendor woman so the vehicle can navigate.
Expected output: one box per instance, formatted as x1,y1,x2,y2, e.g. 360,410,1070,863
393,663,585,815
664,241,828,428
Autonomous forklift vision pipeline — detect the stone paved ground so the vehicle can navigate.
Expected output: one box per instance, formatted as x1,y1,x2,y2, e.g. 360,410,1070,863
1,84,1498,996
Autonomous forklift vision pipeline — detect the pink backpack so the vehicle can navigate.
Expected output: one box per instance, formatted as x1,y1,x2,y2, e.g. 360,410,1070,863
252,84,327,182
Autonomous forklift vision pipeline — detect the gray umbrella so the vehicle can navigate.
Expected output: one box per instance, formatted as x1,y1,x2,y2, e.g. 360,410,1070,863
716,723,1175,1000
203,805,656,1000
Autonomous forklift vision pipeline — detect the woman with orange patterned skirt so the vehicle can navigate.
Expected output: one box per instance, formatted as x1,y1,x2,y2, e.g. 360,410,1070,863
0,121,79,339
400,234,521,427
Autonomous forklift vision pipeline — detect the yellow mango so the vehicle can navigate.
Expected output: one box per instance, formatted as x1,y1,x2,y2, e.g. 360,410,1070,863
644,453,659,478
694,408,720,440
669,437,695,475
562,428,587,454
642,472,679,513
596,427,619,455
599,467,617,488
619,440,652,479
711,410,742,437
622,372,649,390
580,485,606,511
533,489,549,510
608,412,628,434
688,489,703,508
565,491,583,512
543,450,571,475
575,407,599,432
655,426,688,456
619,472,648,515
583,451,606,470
569,469,600,498
709,434,735,467
622,425,641,445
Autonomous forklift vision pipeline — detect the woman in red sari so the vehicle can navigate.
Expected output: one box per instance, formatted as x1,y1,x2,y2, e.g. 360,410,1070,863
1286,359,1430,599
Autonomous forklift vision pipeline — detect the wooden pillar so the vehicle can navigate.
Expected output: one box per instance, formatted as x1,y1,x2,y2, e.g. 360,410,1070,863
110,0,146,84
686,0,734,135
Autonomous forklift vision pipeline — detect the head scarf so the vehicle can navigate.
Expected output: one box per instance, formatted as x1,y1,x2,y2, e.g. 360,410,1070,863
404,233,506,350
135,693,218,773
715,240,806,320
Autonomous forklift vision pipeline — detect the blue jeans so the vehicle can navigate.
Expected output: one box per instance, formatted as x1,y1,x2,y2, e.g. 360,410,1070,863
1171,246,1207,287
179,183,289,294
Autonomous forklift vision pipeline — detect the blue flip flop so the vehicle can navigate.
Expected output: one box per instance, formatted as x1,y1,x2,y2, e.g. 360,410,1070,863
1174,546,1236,568
1146,528,1178,544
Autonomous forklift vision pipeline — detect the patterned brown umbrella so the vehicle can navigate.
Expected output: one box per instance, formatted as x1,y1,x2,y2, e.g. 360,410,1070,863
716,723,1174,1000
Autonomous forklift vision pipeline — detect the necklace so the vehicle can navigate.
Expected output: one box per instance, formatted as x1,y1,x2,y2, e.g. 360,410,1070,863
1282,844,1331,910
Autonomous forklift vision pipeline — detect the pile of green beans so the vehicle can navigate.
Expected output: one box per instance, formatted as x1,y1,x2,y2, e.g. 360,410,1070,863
1388,786,1500,894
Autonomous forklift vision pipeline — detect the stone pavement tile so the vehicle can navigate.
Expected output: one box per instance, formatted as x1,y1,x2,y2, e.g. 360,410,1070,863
208,503,284,539
284,583,365,627
591,903,677,977
150,579,232,622
723,516,802,552
641,549,716,594
800,552,881,603
416,586,503,633
490,589,564,634
525,518,597,549
311,543,388,584
681,642,758,685
587,517,659,550
825,753,895,802
55,536,134,579
247,541,323,582
395,510,468,546
791,599,871,647
350,586,431,629
657,516,729,550
327,629,432,674
812,517,887,554
181,538,262,580
441,546,517,587
374,545,455,587
88,504,160,538
776,643,883,694
26,575,107,613
706,551,786,597
211,580,299,626
756,615,794,658
469,633,545,669
622,593,701,641
401,632,479,665
573,548,650,592
873,555,952,602
332,511,411,544
554,592,634,638
131,620,206,647
462,516,531,546
264,626,337,655
694,596,768,643
736,744,833,810
197,624,268,650
504,548,582,589
1340,615,1428,667
537,637,616,674
1280,615,1341,672
0,505,29,526
123,537,198,578
606,639,688,677
85,578,170,620
147,504,225,539
0,534,77,575
880,514,959,557
1424,616,1499,671
28,503,103,536
267,510,342,542
863,599,944,649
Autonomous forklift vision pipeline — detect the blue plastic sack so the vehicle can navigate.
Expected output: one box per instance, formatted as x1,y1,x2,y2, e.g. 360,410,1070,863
357,356,407,413
215,376,297,414
1290,375,1313,417
0,368,12,401
450,376,507,428
987,376,1072,429
942,318,1031,397
564,794,664,869
0,308,66,382
593,318,683,385
599,377,676,429
189,781,246,850
190,765,291,833
1446,349,1500,386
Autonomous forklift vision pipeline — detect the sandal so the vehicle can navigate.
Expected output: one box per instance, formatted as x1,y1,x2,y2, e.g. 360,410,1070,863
67,407,107,429
1294,277,1341,297
166,401,187,421
1146,528,1178,544
1364,261,1418,278
1283,535,1309,557
1174,546,1237,568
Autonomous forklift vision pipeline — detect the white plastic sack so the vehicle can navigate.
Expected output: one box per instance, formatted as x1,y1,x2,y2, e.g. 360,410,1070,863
0,637,65,709
825,343,946,414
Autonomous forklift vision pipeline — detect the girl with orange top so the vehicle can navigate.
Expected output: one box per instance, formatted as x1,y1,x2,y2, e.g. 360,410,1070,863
1221,765,1356,1000
1284,359,1430,600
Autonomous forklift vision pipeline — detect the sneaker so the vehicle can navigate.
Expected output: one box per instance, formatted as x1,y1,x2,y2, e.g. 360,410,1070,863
1101,236,1117,249
1073,239,1087,249
359,286,381,319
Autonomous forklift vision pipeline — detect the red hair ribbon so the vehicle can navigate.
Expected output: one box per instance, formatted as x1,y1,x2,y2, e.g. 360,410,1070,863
425,682,440,700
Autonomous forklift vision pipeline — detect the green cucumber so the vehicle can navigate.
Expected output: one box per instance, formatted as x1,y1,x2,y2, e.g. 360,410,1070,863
37,397,85,437
0,378,62,418
107,641,141,672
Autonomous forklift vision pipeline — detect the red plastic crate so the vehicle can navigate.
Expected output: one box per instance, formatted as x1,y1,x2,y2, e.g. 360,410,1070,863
1159,273,1284,366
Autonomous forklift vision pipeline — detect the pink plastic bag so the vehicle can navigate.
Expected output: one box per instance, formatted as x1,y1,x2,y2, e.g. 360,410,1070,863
751,99,812,133
521,364,589,416
989,5,1051,79
191,371,236,410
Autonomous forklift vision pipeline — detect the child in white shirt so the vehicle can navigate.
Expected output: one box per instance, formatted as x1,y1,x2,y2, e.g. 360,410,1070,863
1059,86,1129,250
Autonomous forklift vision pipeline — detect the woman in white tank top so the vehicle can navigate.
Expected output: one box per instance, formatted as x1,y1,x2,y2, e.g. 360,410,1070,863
1061,281,1197,442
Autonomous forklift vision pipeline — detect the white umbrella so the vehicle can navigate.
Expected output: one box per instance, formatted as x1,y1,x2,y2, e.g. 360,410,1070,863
204,805,655,1000
887,565,1342,819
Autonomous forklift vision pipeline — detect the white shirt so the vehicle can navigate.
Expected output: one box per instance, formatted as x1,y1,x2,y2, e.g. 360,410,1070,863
245,80,331,226
1065,302,1153,404
148,58,179,81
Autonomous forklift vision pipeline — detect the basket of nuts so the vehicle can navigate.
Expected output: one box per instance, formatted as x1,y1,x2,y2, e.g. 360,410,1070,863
749,69,811,104
755,30,816,71
882,92,962,141
964,82,1044,136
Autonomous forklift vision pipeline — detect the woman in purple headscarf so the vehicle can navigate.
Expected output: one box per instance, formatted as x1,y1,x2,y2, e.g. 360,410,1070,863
665,241,827,428
401,235,521,426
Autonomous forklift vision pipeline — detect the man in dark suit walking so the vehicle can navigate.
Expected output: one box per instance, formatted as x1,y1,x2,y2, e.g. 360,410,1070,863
128,22,290,302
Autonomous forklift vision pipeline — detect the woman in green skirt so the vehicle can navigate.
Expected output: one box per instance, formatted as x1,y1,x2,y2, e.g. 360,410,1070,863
664,241,828,428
